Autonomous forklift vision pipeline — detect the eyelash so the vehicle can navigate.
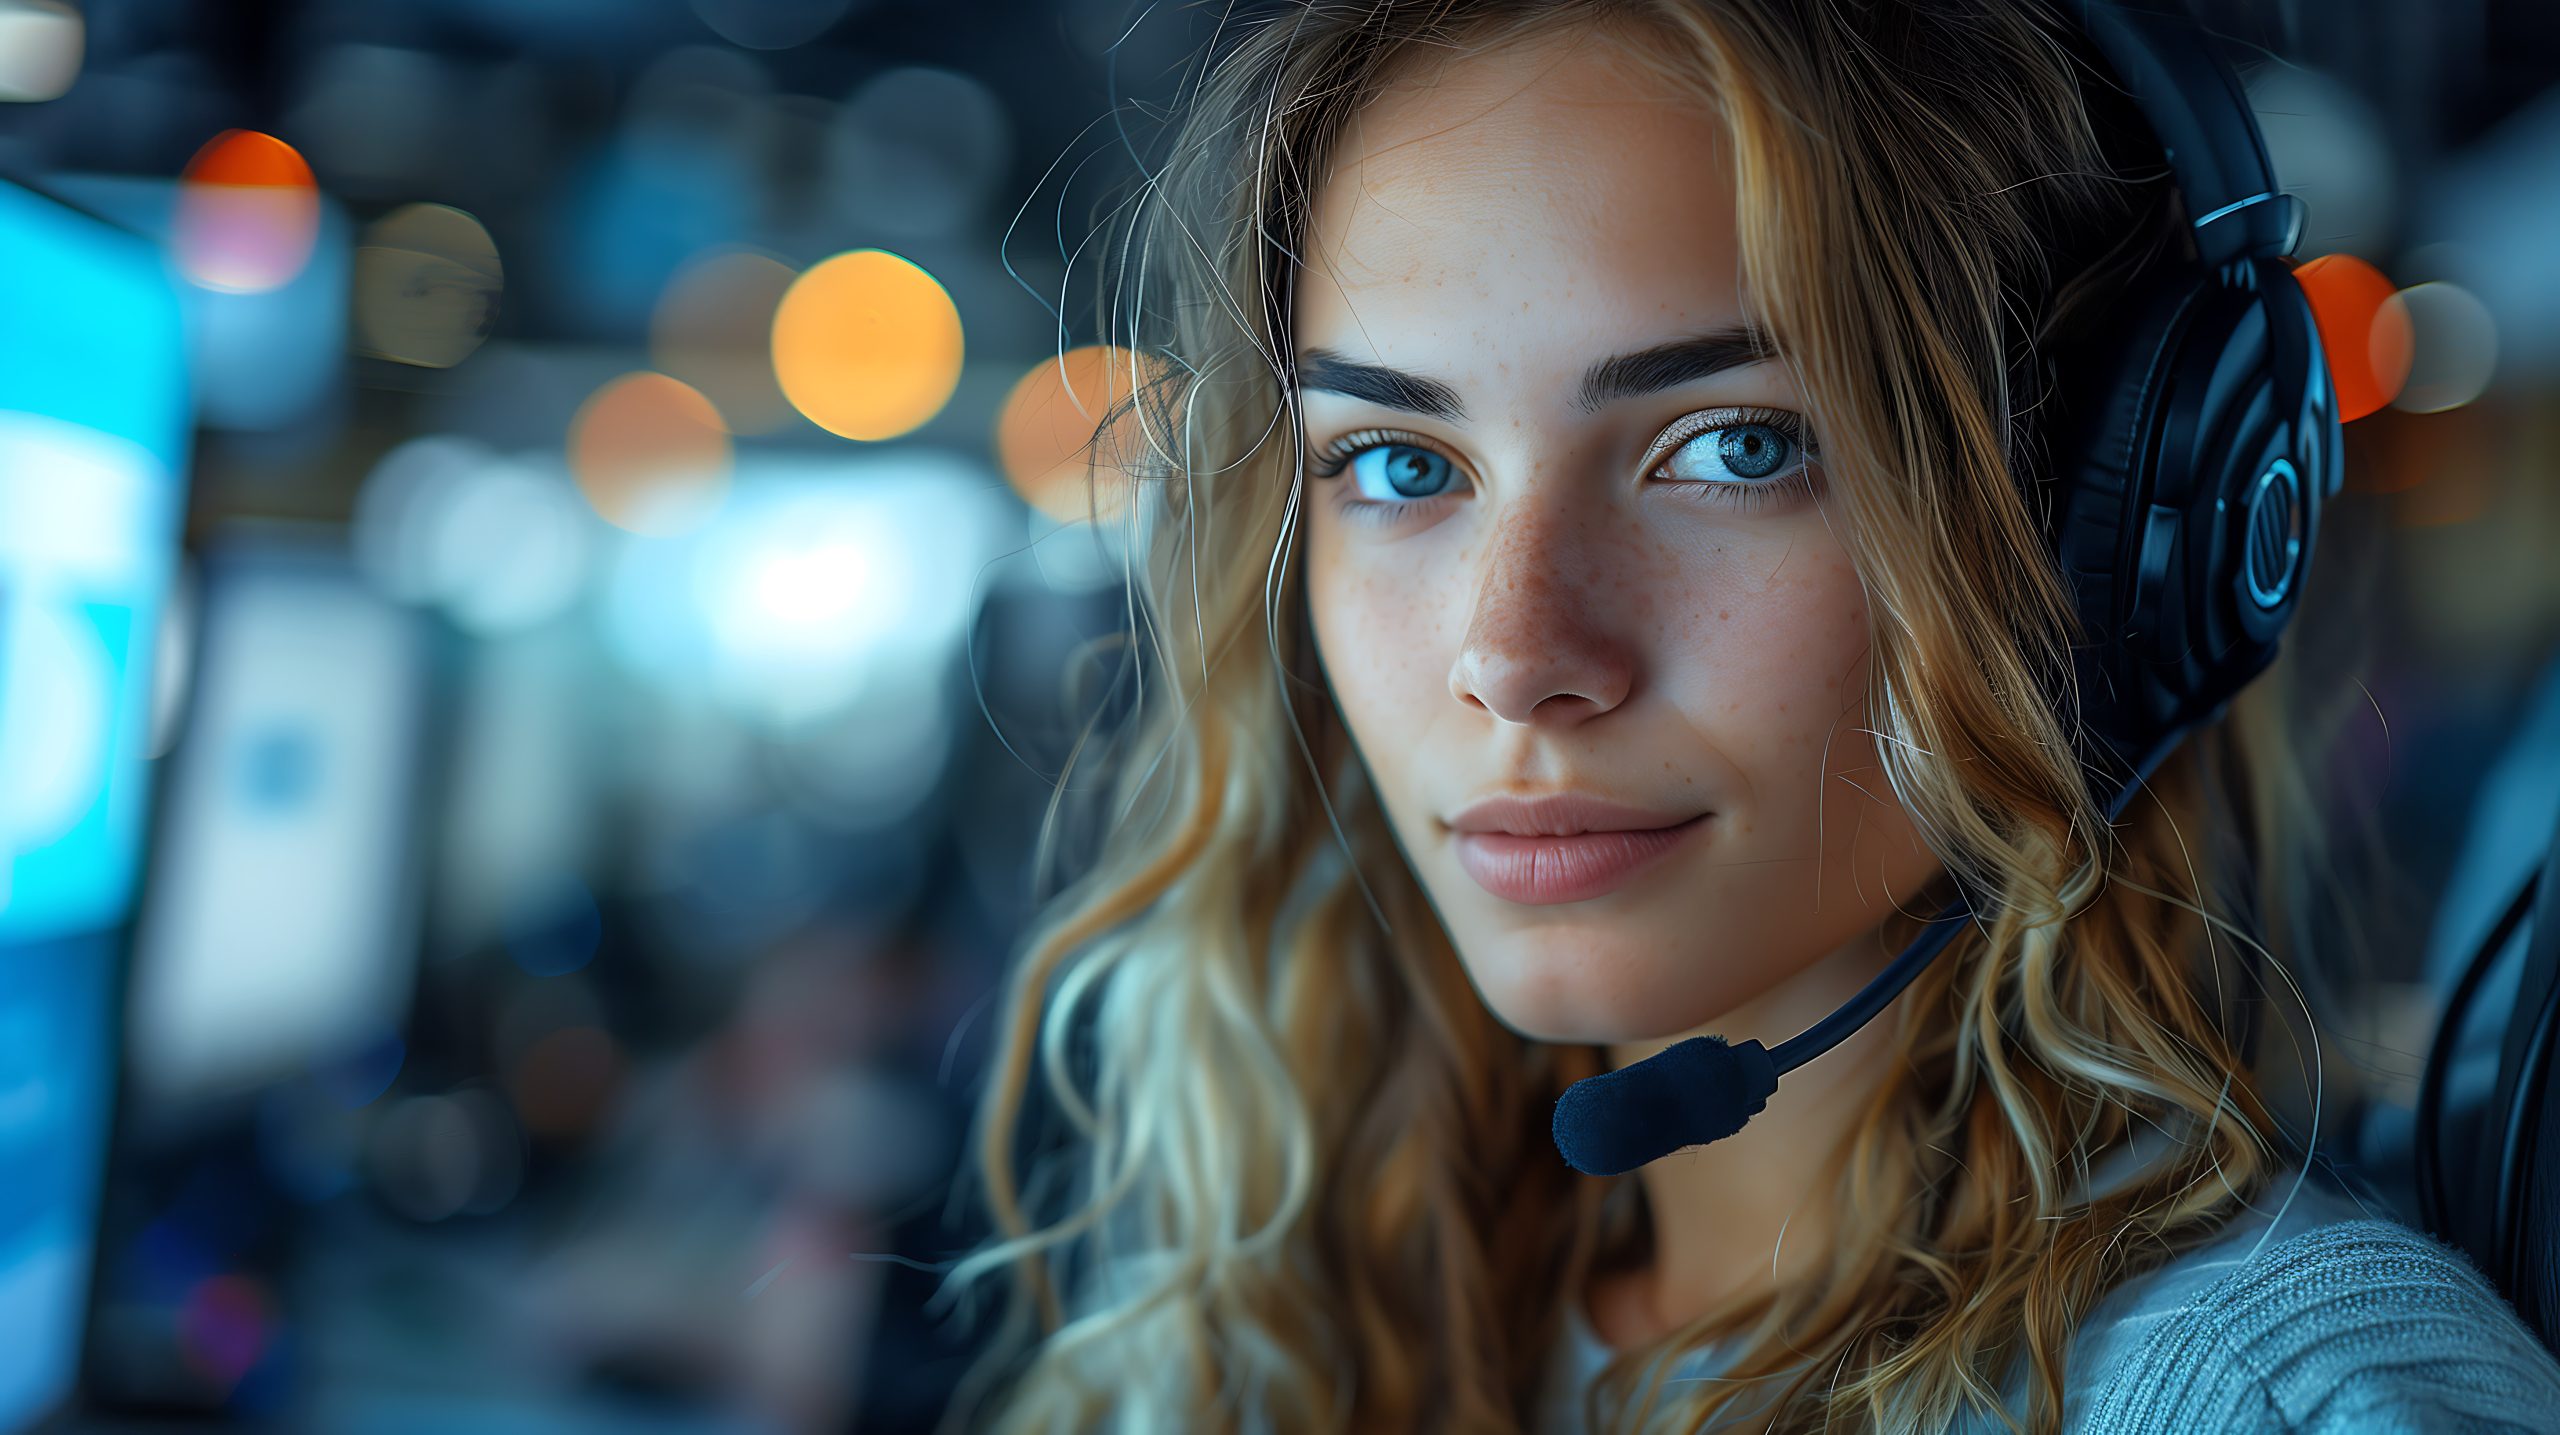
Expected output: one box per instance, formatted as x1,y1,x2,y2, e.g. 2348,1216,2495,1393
1306,406,1824,525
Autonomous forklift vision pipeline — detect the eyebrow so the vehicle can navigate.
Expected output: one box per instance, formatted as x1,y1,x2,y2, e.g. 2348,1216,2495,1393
1293,323,1778,421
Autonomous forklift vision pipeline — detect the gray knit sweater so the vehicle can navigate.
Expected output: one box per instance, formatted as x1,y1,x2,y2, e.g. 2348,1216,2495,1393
1538,1170,2560,1432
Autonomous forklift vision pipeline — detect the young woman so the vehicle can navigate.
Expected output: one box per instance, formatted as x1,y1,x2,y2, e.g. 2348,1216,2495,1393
938,2,2560,1430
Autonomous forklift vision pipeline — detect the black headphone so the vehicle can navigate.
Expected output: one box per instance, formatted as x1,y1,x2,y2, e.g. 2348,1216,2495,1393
1553,0,2343,1177
2419,807,2560,1348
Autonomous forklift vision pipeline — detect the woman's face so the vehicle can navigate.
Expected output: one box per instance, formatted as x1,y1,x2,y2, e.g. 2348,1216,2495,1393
1295,32,1945,1046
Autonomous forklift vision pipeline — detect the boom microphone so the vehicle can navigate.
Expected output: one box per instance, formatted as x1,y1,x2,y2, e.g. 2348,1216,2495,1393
1551,728,2181,1176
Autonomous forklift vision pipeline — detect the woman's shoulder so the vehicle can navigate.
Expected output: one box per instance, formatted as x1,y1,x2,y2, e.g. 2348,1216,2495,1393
2060,1170,2560,1433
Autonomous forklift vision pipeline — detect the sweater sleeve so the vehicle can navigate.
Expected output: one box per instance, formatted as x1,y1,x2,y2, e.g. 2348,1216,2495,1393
2075,1218,2560,1433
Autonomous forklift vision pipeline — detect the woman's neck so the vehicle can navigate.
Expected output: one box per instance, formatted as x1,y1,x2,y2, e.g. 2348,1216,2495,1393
1584,922,1914,1351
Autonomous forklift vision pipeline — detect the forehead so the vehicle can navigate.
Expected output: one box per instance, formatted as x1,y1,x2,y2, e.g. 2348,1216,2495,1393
1294,30,1746,367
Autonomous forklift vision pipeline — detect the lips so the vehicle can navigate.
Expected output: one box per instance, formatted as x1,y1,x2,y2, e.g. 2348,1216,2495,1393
1445,793,1704,838
1448,808,1710,905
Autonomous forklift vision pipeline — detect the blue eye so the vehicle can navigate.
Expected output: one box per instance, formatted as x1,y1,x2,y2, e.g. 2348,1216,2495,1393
1307,408,1821,525
1661,421,1795,483
1344,443,1455,502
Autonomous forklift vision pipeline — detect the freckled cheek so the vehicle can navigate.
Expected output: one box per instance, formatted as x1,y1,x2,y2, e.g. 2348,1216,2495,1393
1307,550,1457,723
1675,581,1873,782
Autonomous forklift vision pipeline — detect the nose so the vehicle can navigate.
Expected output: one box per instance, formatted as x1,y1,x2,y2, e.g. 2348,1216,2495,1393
1447,499,1638,727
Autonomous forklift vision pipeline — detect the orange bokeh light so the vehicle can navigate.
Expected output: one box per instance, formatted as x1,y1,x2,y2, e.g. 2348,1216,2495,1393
770,249,964,441
173,130,320,294
568,372,733,536
997,345,1153,523
2293,252,2412,423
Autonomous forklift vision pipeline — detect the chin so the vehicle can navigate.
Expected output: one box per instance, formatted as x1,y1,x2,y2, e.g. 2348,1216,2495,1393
1488,998,1713,1049
1457,926,1735,1047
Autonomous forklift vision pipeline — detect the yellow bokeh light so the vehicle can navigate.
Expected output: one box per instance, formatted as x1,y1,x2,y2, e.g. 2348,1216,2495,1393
568,372,732,537
997,345,1152,524
770,248,963,441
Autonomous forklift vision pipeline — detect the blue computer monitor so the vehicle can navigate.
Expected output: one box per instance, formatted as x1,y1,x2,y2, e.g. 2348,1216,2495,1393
0,177,192,1430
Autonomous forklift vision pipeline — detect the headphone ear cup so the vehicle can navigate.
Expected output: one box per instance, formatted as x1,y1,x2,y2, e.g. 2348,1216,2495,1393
2041,255,2335,766
2039,265,2209,751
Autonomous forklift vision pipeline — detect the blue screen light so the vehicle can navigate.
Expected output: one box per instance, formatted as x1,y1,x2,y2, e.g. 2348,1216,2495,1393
0,180,191,945
0,177,190,1435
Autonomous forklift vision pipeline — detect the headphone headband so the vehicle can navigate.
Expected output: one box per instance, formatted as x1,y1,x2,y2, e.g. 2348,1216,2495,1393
2074,0,2302,266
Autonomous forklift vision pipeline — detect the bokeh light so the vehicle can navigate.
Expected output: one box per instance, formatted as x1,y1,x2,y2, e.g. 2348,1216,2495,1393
628,43,771,141
997,344,1147,523
352,435,494,604
559,111,757,340
280,44,459,193
689,0,857,50
601,451,1007,726
568,371,733,536
0,0,82,102
829,66,1012,238
693,497,918,718
506,1023,624,1139
650,248,797,434
352,202,502,368
2294,252,2412,422
364,1090,522,1223
173,130,321,294
353,438,595,634
2385,281,2500,414
425,458,593,636
770,249,963,441
177,1275,272,1389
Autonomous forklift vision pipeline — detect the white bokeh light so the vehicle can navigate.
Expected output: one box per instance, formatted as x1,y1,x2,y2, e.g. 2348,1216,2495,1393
604,449,1008,727
353,437,594,634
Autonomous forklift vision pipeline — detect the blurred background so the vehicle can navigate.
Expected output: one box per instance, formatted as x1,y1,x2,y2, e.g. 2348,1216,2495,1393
0,1,2553,1432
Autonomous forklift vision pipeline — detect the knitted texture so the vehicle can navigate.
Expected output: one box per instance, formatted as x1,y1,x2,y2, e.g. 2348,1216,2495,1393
2072,1218,2560,1432
1540,1174,2560,1433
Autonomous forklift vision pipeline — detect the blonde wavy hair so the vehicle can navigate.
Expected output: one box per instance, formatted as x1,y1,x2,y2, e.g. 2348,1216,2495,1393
934,1,2384,1430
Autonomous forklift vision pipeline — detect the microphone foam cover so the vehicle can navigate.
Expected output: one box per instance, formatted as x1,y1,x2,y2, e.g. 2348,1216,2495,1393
1551,1035,1779,1176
